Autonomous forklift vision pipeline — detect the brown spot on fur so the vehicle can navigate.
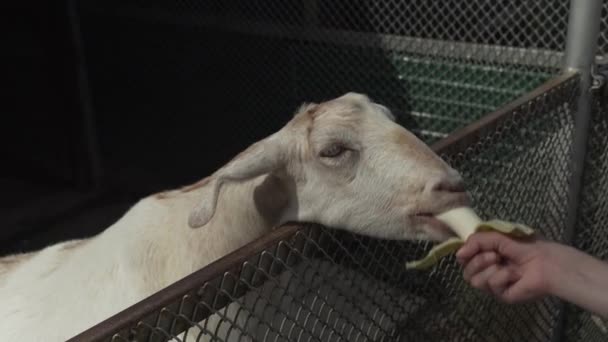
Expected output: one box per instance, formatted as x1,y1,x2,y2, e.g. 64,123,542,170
392,128,441,166
60,239,86,251
307,104,323,119
154,191,171,199
288,104,318,149
232,147,254,162
0,251,36,278
180,176,212,193
290,105,316,127
294,102,319,118
393,129,414,147
0,239,87,279
153,176,213,199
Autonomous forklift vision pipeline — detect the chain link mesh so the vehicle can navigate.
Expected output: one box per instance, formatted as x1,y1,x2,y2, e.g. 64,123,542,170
561,95,608,341
599,0,608,58
77,0,563,147
75,75,588,342
80,0,608,59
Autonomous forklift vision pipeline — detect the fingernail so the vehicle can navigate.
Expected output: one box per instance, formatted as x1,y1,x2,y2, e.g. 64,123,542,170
456,248,465,258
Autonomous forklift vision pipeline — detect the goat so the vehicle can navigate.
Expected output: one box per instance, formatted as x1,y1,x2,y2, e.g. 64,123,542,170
0,93,468,341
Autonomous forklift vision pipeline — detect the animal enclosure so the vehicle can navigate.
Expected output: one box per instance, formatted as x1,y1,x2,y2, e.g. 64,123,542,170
69,0,608,341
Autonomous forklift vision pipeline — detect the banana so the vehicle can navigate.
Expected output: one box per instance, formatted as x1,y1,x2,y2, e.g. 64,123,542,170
406,207,536,270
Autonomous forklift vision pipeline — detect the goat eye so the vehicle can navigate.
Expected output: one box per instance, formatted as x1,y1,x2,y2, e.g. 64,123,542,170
320,144,346,158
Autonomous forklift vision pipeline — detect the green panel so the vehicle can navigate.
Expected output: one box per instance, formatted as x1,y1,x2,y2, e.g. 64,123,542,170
292,43,554,144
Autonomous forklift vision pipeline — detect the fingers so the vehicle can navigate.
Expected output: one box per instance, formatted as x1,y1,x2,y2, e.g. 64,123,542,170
469,264,499,292
470,265,522,303
466,261,520,301
455,231,543,304
456,232,513,265
501,270,550,304
487,267,518,298
463,251,499,281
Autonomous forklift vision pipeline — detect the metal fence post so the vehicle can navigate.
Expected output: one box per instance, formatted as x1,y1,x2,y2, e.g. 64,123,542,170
563,0,602,243
553,0,602,341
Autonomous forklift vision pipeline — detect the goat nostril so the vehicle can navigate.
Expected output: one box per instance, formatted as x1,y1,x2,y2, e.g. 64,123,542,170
432,178,466,193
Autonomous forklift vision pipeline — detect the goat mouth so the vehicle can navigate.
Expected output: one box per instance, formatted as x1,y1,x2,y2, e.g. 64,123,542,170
411,213,458,240
410,193,472,239
447,192,472,208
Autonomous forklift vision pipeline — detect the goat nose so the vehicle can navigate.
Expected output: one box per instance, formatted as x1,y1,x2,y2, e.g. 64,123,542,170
427,174,466,194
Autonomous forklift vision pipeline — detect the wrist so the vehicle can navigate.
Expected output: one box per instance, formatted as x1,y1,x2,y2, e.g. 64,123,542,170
542,242,586,299
536,241,608,318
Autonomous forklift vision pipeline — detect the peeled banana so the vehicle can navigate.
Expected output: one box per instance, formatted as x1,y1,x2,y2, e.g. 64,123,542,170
405,207,536,270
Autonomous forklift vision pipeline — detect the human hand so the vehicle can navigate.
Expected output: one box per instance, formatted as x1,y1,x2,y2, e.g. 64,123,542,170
455,232,577,304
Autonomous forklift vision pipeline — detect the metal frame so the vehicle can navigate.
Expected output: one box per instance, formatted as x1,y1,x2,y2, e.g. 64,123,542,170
554,1,604,341
562,0,603,246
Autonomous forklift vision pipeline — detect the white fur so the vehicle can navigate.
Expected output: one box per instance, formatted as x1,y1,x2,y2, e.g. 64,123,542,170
0,93,468,341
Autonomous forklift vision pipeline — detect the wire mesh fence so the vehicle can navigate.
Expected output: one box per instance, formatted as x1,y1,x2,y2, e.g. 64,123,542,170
600,1,608,57
561,93,608,341
70,73,596,342
68,1,608,341
76,0,562,150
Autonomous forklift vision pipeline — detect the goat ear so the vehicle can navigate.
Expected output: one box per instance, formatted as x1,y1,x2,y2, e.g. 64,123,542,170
188,134,286,228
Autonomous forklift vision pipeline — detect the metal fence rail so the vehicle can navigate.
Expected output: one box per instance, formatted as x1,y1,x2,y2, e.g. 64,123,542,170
70,73,588,342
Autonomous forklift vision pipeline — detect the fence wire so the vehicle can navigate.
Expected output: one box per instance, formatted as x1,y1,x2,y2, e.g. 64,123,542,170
79,0,608,58
561,96,608,342
600,1,608,58
77,0,560,148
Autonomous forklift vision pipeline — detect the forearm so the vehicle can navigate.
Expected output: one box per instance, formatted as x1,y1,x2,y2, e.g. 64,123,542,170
548,244,608,319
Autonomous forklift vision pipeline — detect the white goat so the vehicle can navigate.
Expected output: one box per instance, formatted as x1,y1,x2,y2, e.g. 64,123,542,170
0,93,468,341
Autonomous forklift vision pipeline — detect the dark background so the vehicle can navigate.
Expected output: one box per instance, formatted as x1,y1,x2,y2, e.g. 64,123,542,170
1,1,113,256
0,1,280,256
0,0,408,257
2,1,129,256
1,0,568,257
